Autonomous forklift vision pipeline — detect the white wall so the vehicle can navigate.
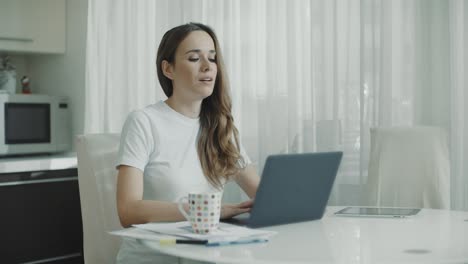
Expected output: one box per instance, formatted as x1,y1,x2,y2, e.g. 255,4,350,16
28,0,88,144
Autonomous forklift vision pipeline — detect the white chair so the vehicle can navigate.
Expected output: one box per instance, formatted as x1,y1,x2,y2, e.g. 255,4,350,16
366,126,450,209
76,133,122,264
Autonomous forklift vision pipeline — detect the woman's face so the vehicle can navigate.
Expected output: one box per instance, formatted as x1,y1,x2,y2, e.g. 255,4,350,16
165,30,218,101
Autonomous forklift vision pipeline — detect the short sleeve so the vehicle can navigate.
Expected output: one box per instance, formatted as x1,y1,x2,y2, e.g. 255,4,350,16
237,140,252,169
116,111,156,171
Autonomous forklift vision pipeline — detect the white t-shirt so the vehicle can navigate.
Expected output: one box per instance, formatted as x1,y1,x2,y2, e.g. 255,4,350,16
115,101,250,264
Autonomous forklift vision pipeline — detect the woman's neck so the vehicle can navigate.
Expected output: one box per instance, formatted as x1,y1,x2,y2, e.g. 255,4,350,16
165,97,202,119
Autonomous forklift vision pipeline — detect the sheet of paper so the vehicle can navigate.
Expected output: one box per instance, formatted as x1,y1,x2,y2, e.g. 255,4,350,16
133,221,276,242
109,227,179,241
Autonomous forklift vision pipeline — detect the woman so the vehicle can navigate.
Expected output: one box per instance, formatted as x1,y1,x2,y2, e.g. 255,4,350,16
116,22,260,263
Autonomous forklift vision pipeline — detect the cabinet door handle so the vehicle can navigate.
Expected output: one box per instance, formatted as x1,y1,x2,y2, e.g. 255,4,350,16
0,176,77,187
0,36,34,42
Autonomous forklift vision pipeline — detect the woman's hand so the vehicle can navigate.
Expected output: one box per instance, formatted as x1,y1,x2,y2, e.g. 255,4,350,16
220,199,254,219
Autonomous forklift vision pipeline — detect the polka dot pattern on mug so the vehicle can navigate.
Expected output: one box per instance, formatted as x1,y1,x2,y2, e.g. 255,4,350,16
188,192,222,234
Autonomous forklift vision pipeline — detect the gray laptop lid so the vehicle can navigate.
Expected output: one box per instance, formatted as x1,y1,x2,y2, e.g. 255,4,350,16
245,151,343,228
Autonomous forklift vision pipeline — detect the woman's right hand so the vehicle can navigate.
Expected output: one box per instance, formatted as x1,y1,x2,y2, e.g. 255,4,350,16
220,199,254,219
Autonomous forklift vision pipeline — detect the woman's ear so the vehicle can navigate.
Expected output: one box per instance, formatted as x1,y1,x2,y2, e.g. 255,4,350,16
162,60,174,80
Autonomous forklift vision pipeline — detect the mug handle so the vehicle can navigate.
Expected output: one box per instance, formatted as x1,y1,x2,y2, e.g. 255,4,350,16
177,196,190,221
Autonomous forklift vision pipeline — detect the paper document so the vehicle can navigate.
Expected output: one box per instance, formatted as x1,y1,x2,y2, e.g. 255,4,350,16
110,227,181,241
133,221,276,242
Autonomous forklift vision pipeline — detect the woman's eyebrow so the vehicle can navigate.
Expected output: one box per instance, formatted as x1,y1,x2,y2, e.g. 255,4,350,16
185,49,216,55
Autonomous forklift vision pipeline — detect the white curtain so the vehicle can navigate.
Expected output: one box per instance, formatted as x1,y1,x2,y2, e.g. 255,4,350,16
85,0,467,209
449,0,467,211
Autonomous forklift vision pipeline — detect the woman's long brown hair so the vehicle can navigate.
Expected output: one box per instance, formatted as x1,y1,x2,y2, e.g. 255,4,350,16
156,23,244,189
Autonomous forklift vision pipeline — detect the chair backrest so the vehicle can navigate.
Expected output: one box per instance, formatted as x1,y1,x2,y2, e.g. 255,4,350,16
76,133,121,264
366,126,450,209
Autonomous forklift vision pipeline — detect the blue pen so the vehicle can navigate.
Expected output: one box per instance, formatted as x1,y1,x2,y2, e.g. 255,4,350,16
205,238,268,247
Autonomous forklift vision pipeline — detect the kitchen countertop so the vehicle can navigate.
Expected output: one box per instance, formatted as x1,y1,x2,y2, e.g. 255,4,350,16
0,152,77,173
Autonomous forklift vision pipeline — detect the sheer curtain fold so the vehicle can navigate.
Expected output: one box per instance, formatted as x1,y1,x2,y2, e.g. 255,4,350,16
449,0,467,210
85,0,467,209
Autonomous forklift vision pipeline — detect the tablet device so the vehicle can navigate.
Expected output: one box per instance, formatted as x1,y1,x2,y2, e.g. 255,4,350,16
334,207,421,218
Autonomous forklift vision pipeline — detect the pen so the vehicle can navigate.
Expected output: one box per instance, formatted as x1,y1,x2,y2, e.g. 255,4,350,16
206,238,268,247
159,239,208,246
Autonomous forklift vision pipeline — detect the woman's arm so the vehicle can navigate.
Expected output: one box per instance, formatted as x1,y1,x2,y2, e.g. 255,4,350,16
234,164,260,199
219,164,260,219
117,164,261,225
116,165,187,228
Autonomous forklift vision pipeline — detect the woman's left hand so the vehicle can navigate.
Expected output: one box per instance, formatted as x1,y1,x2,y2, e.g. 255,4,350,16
220,199,254,219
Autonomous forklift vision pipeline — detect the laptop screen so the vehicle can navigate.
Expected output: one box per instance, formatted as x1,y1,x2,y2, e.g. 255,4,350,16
246,151,343,227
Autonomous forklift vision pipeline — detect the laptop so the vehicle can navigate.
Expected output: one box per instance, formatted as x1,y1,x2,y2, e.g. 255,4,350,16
225,151,343,228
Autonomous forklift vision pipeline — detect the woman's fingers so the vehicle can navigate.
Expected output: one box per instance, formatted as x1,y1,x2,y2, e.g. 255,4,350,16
237,199,254,208
236,207,250,214
220,199,256,219
220,205,251,219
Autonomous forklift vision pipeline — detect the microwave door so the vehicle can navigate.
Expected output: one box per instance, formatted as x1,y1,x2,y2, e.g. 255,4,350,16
2,102,54,155
5,103,51,144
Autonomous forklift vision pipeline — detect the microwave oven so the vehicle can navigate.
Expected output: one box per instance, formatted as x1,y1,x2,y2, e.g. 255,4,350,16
0,94,71,156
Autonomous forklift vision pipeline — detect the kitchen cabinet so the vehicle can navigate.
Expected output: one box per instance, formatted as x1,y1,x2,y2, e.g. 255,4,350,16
0,0,66,54
0,154,83,263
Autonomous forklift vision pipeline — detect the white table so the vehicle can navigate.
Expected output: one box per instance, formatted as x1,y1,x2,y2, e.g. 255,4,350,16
140,206,468,264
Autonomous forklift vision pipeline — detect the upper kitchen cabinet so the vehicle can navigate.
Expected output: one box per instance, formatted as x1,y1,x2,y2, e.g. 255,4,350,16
0,0,66,54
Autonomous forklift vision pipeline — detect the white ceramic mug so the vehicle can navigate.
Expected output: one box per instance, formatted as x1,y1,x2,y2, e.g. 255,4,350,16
177,192,222,234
